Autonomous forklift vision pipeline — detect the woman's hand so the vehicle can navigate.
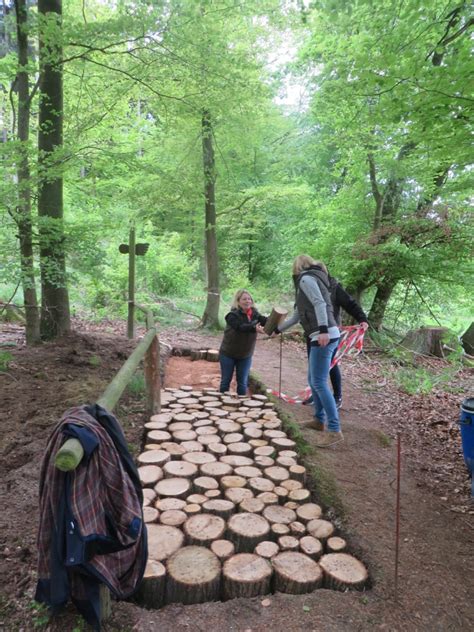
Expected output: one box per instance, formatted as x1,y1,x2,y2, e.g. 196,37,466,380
360,321,369,331
256,324,266,334
318,333,330,347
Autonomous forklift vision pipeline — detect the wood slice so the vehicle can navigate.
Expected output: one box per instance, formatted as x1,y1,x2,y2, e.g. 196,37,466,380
281,479,303,492
272,551,323,594
243,427,263,440
144,421,168,431
263,429,286,439
240,399,263,408
143,507,160,523
180,441,204,453
163,460,198,479
193,419,213,429
178,397,200,405
160,509,187,527
138,465,163,487
223,432,244,444
299,535,323,560
254,456,275,468
147,524,184,561
225,487,254,504
218,421,241,434
208,443,228,456
154,477,191,499
194,476,219,494
273,486,289,503
278,535,300,551
319,553,368,590
206,349,220,362
160,442,186,458
195,425,219,435
284,501,299,511
251,393,268,402
200,395,220,403
248,439,268,449
254,446,275,457
187,493,208,505
220,475,247,491
193,411,211,419
138,450,171,467
135,560,166,608
220,455,253,467
257,492,279,506
327,537,347,553
276,456,297,468
234,466,261,479
197,434,222,446
296,503,323,523
178,385,193,391
200,461,233,479
262,505,296,525
264,466,290,484
288,488,311,504
172,412,195,421
223,553,272,600
150,413,173,423
155,497,186,512
204,489,222,499
211,539,235,561
173,429,197,442
289,521,306,537
183,503,202,515
227,442,253,456
143,488,156,501
227,513,271,553
249,477,275,494
239,498,265,514
289,465,306,482
262,419,282,430
168,421,193,432
254,541,279,559
306,519,335,541
221,396,240,407
182,451,216,466
207,408,228,418
271,523,290,538
166,546,221,605
184,514,226,546
202,499,235,520
144,443,163,451
279,450,298,459
271,437,296,452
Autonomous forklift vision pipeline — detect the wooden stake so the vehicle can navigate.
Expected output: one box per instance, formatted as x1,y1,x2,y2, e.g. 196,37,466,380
395,432,401,601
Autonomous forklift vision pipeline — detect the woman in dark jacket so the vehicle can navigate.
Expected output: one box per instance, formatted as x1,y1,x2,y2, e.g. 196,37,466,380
219,289,267,396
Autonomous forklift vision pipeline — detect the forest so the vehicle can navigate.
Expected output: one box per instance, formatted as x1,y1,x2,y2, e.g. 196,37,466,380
1,0,472,343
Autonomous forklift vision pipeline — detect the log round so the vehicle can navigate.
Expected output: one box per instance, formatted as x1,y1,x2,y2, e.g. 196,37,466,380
182,452,216,465
227,442,253,456
155,497,186,512
187,493,208,505
273,486,289,503
160,442,186,458
288,488,311,504
147,524,184,561
223,433,244,444
136,560,166,608
271,438,296,451
194,476,219,494
262,505,297,525
239,498,265,514
254,541,279,559
149,413,172,423
223,553,272,600
200,461,233,479
159,509,187,527
276,456,297,468
326,537,347,553
271,523,290,538
254,446,275,457
211,539,235,561
272,551,323,594
145,421,168,430
154,477,191,499
234,466,261,479
195,425,219,435
147,430,172,443
281,479,303,492
227,513,271,553
168,421,193,432
204,489,222,499
289,521,306,536
183,503,202,515
218,422,241,434
173,429,197,442
138,465,163,487
208,442,228,456
220,455,253,467
299,535,323,560
143,487,156,502
249,477,275,494
166,546,221,605
254,456,275,468
180,441,203,453
138,450,170,467
163,460,198,479
306,519,335,541
202,499,235,520
220,475,247,490
319,553,368,590
257,492,279,505
143,507,159,523
225,487,254,504
198,434,222,446
296,503,322,523
278,535,300,551
184,514,226,546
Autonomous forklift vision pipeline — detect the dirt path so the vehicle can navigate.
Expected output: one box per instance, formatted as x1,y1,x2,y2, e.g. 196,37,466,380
0,325,472,631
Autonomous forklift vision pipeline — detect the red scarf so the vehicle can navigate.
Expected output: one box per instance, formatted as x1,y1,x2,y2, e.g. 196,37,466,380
245,307,253,321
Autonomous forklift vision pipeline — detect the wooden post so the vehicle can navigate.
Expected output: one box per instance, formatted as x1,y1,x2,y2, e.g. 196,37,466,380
127,225,136,339
145,334,161,415
264,307,288,335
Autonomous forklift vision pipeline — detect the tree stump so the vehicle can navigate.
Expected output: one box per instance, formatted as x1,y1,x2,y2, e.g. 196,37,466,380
221,455,253,467
182,452,216,466
278,535,299,551
159,509,187,527
147,430,172,442
327,536,347,553
155,477,191,499
239,498,264,514
254,541,279,559
288,488,311,504
135,560,166,608
223,553,272,600
202,499,235,520
200,461,233,479
138,450,170,467
184,514,226,546
227,513,271,552
143,507,159,523
319,553,368,590
299,535,323,560
220,475,247,491
225,487,254,504
401,326,455,358
257,492,279,506
163,461,198,479
147,524,184,561
206,349,220,362
194,476,219,494
138,465,163,487
166,546,221,605
155,497,186,512
211,539,235,561
306,519,335,541
272,551,323,594
249,477,275,494
262,505,297,525
234,466,261,479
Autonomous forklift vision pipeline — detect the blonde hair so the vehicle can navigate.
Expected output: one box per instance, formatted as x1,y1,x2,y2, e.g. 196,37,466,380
292,254,317,275
231,289,254,309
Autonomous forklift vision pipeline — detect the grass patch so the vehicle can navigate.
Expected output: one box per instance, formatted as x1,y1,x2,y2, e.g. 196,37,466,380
372,428,392,447
127,372,146,396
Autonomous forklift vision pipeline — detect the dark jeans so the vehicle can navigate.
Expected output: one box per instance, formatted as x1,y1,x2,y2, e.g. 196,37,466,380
219,352,253,396
306,337,342,399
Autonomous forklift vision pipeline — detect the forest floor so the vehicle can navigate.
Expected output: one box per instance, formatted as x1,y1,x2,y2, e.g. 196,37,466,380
0,319,473,632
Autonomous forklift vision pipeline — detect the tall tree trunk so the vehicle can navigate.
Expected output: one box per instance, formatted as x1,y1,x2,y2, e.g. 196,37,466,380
367,276,398,330
14,0,40,344
201,109,220,328
37,0,70,339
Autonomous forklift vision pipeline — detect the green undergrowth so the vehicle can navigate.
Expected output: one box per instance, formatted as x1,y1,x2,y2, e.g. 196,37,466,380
249,372,345,518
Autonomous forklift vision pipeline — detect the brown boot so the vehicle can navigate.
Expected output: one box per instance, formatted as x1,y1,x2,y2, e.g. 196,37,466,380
314,431,344,447
303,420,325,431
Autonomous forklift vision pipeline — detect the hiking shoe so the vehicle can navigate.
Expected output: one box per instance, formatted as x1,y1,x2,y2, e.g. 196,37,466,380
315,431,344,447
303,419,325,431
302,395,314,406
335,397,342,410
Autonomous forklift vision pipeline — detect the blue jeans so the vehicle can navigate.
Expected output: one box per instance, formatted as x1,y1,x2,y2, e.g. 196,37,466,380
219,353,253,396
308,339,340,432
306,337,342,400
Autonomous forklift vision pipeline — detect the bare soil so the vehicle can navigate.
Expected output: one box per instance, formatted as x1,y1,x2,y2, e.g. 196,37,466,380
0,322,473,632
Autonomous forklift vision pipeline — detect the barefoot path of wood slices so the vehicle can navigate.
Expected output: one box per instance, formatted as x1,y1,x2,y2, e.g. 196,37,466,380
136,387,368,607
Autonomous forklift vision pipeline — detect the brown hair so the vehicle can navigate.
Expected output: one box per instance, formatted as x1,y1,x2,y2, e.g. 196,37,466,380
231,289,254,309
